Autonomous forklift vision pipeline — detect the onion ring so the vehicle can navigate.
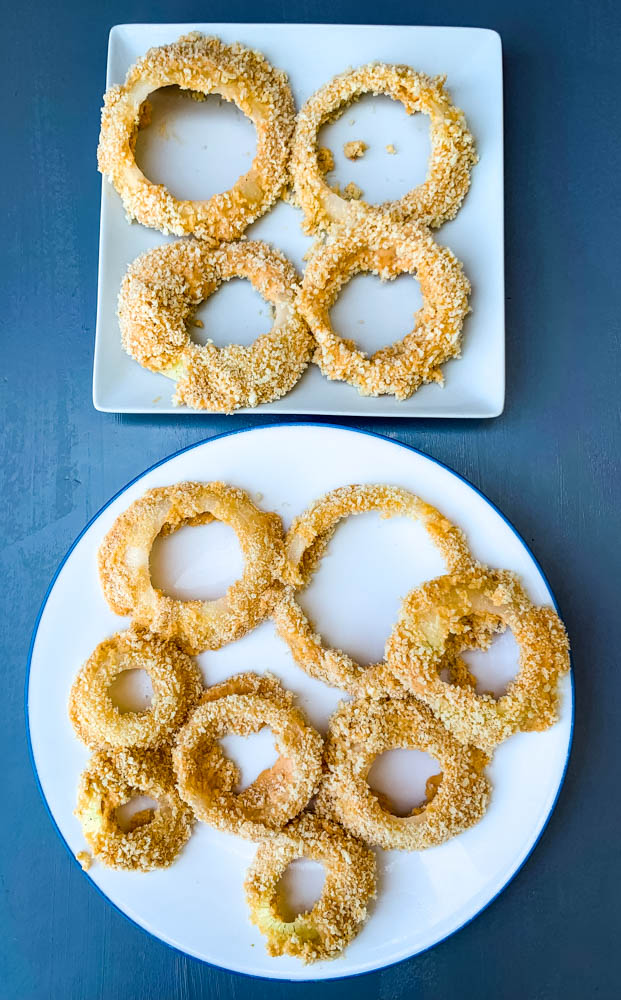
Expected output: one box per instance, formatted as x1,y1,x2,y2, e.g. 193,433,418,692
298,218,471,399
272,484,473,696
75,747,194,870
291,63,476,234
314,697,490,850
118,239,313,412
97,33,295,241
172,685,323,839
98,481,285,654
69,629,203,750
385,567,571,752
244,813,376,962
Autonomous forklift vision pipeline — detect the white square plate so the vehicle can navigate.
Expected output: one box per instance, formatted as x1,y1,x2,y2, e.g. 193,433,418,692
94,24,504,417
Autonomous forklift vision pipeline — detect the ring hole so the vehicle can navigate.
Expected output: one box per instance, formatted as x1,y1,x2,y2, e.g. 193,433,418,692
318,94,431,202
459,629,520,699
367,748,441,817
115,794,159,833
219,727,279,792
191,278,273,348
275,859,326,921
108,668,154,713
150,520,244,601
330,273,423,354
134,87,258,201
298,511,448,665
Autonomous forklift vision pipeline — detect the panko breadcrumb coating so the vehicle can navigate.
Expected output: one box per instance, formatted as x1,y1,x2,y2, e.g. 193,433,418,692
98,33,295,241
98,482,285,654
69,629,203,750
76,850,92,871
298,215,471,399
291,63,476,234
343,140,367,160
244,813,376,962
316,147,335,173
75,747,194,871
386,567,571,752
173,684,323,839
314,697,490,850
118,239,314,413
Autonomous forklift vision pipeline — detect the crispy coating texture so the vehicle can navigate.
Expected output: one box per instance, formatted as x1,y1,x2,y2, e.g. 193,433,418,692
244,813,376,962
386,567,571,752
272,484,474,696
75,747,194,871
316,147,334,174
173,682,323,839
291,63,476,235
98,33,295,241
343,140,367,160
98,481,285,654
69,629,203,750
118,239,314,413
314,697,490,850
299,217,470,399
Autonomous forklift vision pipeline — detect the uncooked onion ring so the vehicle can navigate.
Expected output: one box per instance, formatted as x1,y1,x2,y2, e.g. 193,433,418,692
172,682,323,839
98,481,285,654
98,33,295,241
272,484,473,696
385,567,571,751
75,747,194,870
298,218,471,399
291,63,476,234
118,239,313,412
69,629,203,749
314,696,490,850
244,813,376,962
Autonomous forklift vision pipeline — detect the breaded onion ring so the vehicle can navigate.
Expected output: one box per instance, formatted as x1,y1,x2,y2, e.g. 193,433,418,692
98,481,285,654
98,33,295,241
75,747,194,871
291,63,476,234
172,685,323,839
385,567,571,752
69,629,203,750
272,484,473,696
299,218,470,399
244,813,376,962
314,697,490,850
118,239,313,412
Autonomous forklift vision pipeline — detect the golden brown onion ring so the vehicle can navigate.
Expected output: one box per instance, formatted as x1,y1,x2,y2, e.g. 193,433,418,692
69,629,203,749
98,33,295,241
244,813,376,962
314,697,490,850
299,218,471,399
98,481,285,654
385,567,571,752
75,747,194,871
292,63,476,234
118,239,313,412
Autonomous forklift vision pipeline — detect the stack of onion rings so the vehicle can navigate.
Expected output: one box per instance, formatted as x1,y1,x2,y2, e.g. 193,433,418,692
118,239,313,412
98,33,295,241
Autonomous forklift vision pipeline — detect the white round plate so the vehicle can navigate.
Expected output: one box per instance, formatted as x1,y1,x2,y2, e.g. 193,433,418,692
27,424,573,982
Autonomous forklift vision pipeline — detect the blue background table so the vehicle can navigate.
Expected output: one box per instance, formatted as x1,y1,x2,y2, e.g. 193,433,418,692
2,1,619,997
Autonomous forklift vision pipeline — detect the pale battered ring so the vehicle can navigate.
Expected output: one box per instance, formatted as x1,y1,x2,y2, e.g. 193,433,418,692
97,33,296,241
118,239,314,413
75,747,194,871
385,567,571,752
244,813,376,962
69,629,204,750
272,484,475,696
172,690,323,839
291,63,477,235
97,481,285,654
299,219,471,399
314,696,490,851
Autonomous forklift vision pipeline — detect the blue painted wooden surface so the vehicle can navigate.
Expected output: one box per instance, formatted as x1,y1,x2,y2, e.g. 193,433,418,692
2,0,619,996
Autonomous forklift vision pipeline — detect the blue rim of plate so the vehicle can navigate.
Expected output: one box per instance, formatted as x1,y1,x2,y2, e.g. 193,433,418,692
25,422,574,984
